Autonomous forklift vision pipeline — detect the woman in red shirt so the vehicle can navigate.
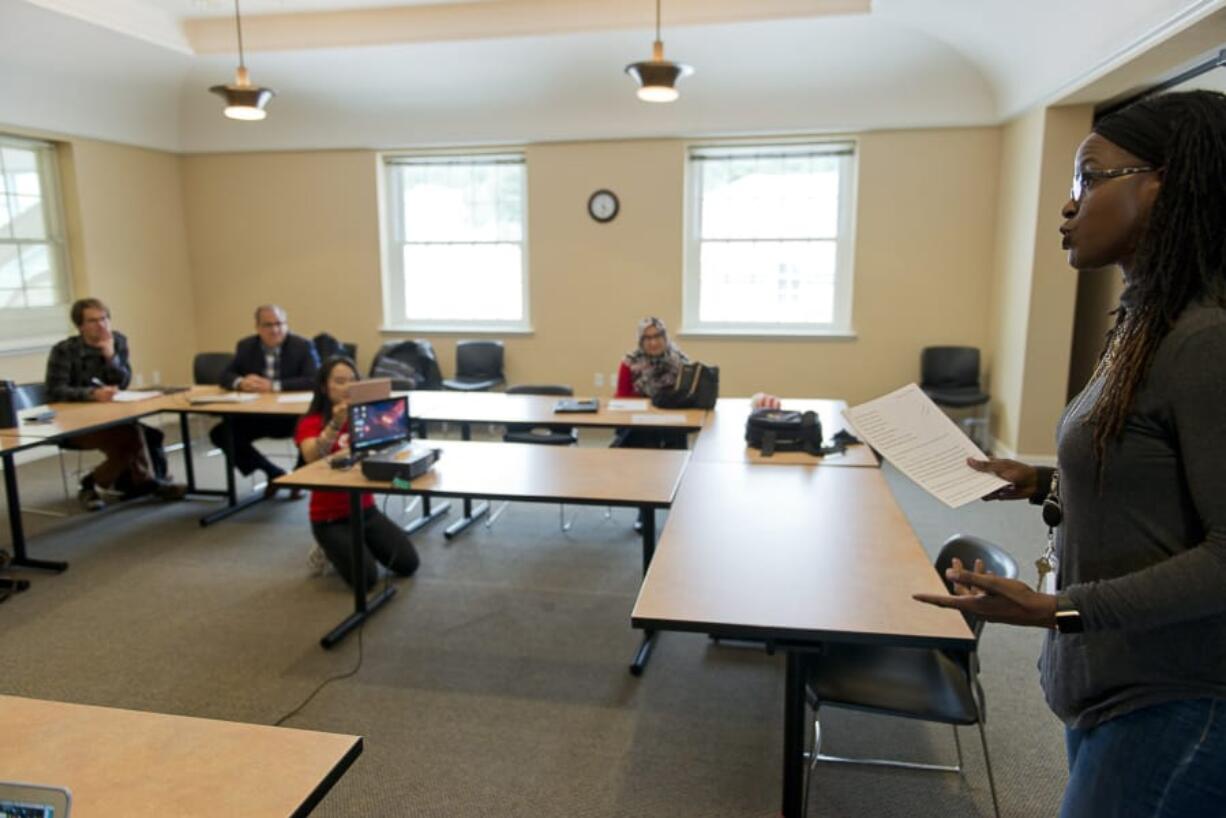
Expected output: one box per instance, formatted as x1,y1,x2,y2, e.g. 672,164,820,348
613,317,690,451
294,357,419,591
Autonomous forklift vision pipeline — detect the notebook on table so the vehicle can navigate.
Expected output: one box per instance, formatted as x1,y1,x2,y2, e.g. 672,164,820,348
188,392,260,404
0,781,71,817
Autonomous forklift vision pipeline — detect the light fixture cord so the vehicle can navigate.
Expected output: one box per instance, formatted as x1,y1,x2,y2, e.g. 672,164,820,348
655,0,661,42
234,0,246,69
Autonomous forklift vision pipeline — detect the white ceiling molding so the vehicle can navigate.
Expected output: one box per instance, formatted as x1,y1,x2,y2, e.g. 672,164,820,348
182,0,871,54
21,0,192,53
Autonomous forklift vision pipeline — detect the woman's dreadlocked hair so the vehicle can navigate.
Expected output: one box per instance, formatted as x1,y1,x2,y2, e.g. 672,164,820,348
1088,90,1226,467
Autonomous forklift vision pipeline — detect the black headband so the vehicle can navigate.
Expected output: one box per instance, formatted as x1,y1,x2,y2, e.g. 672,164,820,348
1092,99,1171,166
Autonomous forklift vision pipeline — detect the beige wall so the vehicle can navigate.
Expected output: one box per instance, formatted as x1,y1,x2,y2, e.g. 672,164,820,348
181,127,1001,404
1,133,197,389
986,104,1092,458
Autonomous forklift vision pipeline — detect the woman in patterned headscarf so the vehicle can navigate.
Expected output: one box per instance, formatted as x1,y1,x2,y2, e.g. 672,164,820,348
615,317,689,399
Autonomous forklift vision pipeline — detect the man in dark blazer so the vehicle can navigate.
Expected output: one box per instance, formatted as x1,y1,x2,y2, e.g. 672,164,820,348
209,304,319,494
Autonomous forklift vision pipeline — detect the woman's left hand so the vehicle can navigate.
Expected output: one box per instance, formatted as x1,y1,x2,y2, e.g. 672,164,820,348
914,561,1059,628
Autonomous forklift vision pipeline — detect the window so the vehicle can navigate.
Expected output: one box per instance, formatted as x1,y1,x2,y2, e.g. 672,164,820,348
381,153,528,332
0,135,71,348
683,142,857,336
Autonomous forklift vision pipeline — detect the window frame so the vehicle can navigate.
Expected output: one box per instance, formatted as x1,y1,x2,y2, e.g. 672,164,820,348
379,150,532,335
0,133,72,352
681,139,858,338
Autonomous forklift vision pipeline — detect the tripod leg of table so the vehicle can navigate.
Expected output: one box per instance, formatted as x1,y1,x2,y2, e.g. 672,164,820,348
321,492,397,649
3,451,67,573
0,576,30,593
629,505,658,676
403,495,451,534
782,650,809,818
179,413,197,493
443,499,489,539
198,418,268,527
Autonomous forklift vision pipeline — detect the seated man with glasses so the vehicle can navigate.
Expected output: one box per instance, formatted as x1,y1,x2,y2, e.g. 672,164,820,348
209,304,320,496
45,297,187,510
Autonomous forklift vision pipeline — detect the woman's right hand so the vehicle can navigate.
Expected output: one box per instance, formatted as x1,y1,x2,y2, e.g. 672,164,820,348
968,457,1038,501
330,401,349,429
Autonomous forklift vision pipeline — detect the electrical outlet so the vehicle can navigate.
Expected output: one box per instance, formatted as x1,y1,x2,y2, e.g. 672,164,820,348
133,372,144,388
152,370,161,385
594,372,604,387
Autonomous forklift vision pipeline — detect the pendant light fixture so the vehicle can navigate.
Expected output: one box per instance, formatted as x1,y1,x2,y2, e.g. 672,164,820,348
209,0,275,121
625,0,692,103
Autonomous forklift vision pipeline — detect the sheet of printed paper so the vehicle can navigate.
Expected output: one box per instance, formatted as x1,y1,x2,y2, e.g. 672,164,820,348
608,399,649,411
112,390,162,403
842,383,1008,508
630,413,685,425
276,392,313,404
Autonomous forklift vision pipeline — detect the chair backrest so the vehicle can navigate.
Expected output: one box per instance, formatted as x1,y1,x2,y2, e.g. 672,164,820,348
193,352,235,386
506,384,573,397
934,533,1019,637
14,382,47,410
370,340,443,390
313,334,358,366
455,340,504,380
920,346,981,390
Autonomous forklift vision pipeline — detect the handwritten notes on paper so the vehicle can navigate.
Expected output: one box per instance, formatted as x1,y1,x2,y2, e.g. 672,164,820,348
843,384,1007,508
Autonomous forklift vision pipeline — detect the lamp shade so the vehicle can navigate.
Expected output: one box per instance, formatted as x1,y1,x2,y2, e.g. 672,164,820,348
625,59,692,102
209,83,276,120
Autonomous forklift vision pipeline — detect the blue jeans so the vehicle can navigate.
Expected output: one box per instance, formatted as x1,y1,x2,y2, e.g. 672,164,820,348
1061,698,1226,818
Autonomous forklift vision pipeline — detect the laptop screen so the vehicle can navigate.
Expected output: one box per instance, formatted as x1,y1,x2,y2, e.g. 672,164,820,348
349,396,410,454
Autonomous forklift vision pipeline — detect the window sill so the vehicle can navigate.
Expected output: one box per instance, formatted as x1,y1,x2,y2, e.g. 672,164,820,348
678,327,857,341
0,335,62,356
380,324,534,336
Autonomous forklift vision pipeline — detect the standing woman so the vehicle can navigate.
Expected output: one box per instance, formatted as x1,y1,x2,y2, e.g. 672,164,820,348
613,316,690,449
295,356,420,591
915,90,1226,816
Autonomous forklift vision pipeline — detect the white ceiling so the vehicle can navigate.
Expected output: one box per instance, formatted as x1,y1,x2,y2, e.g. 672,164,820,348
2,0,1223,153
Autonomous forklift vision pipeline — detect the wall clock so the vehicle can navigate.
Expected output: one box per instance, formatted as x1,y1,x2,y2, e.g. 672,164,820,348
588,189,619,223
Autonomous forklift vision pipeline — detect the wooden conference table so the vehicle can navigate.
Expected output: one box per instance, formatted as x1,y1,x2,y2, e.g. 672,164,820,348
1,694,361,817
276,439,690,671
632,455,974,816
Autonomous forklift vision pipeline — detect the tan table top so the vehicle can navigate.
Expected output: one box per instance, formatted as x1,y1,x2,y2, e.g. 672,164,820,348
0,694,361,818
690,398,878,468
3,394,182,440
276,439,690,507
632,462,973,649
0,432,47,453
168,387,708,430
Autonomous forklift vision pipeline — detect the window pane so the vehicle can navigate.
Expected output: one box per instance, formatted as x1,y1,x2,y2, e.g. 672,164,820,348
11,195,46,239
700,155,839,241
400,163,523,243
0,243,20,288
0,288,25,309
20,244,53,290
698,239,837,324
0,196,13,239
2,148,42,197
24,288,56,307
402,243,523,322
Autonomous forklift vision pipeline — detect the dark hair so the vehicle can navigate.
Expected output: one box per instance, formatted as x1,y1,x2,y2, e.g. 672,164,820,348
1089,90,1226,464
307,355,359,419
70,298,109,327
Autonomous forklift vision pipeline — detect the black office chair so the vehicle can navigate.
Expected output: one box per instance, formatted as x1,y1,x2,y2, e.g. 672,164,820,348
370,340,443,391
920,346,990,450
443,340,505,392
486,384,579,531
193,352,235,386
803,533,1016,818
13,382,71,513
313,333,357,364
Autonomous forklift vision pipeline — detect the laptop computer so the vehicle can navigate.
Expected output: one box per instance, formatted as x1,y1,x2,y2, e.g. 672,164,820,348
0,781,71,817
349,395,411,458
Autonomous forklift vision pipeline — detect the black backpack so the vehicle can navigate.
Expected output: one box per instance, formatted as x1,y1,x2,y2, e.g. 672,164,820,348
651,363,719,410
745,408,846,457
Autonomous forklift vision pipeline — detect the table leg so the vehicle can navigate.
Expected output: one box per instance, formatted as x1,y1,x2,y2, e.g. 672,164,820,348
3,451,67,573
198,417,268,527
782,650,808,818
321,492,396,649
179,413,197,493
629,505,657,676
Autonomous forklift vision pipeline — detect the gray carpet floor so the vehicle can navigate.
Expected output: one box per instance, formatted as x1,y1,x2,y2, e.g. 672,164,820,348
0,423,1067,816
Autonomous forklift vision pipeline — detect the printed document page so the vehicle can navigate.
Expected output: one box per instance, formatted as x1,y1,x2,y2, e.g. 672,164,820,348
843,383,1008,508
276,392,313,404
608,399,649,411
113,390,162,402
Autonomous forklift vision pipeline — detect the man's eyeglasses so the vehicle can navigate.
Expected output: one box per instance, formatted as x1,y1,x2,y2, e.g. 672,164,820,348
1070,166,1158,203
259,321,287,330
